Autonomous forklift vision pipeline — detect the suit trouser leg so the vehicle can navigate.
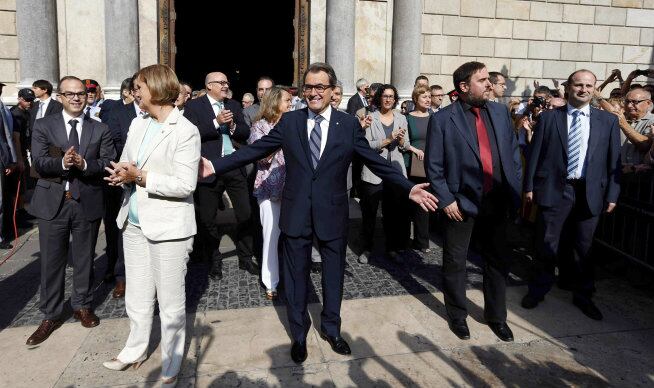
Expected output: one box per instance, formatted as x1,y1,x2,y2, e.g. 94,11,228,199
409,177,430,250
258,198,280,290
103,185,125,281
358,181,382,252
382,183,410,252
69,200,100,310
442,215,475,321
476,196,511,323
197,180,223,262
317,236,347,337
224,170,254,261
118,223,155,363
281,233,313,342
38,202,72,320
529,185,575,298
568,184,600,301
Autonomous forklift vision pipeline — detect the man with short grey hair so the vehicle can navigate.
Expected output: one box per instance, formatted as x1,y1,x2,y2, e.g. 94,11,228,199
243,76,274,127
619,87,654,164
346,77,369,115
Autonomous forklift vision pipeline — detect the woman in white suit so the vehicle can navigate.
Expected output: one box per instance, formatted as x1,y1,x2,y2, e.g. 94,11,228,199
102,64,200,388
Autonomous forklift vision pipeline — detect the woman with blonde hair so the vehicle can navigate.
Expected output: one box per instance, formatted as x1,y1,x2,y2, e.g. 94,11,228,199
102,64,201,388
249,86,293,299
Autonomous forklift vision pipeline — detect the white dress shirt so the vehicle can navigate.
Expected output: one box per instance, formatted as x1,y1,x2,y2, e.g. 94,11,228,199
307,105,332,157
359,92,368,107
61,111,87,189
37,97,53,119
566,103,591,179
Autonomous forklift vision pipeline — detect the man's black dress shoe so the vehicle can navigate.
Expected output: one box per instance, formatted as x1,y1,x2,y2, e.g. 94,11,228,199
291,341,307,364
311,262,321,274
0,241,13,250
319,332,351,355
448,319,470,340
209,262,223,280
488,322,514,342
521,293,544,309
239,258,259,275
573,296,603,321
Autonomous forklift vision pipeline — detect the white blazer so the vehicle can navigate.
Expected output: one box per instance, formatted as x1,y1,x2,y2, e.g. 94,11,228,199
116,107,201,241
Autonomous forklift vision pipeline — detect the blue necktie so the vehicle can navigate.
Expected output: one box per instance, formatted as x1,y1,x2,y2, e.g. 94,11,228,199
215,101,234,156
567,110,582,178
309,115,324,168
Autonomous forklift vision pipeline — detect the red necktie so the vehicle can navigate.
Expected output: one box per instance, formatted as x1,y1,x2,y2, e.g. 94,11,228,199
471,107,493,193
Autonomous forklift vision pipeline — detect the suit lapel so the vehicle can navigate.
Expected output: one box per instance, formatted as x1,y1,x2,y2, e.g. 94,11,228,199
315,110,341,175
53,115,69,148
297,108,313,170
587,107,602,163
201,95,216,122
451,101,480,162
78,117,95,157
138,108,180,167
555,107,568,152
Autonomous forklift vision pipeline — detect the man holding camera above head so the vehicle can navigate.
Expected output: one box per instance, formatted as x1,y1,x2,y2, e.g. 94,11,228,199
426,62,522,343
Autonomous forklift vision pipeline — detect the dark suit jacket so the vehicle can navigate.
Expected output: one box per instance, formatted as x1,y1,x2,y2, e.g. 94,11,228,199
29,114,115,221
29,98,63,130
525,106,621,216
346,93,366,116
98,98,121,123
183,95,249,168
210,108,414,240
425,100,523,217
102,101,137,159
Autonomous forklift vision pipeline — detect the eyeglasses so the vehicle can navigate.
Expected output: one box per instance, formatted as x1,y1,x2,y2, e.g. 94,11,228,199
302,84,332,93
624,98,650,106
59,91,87,100
381,95,396,100
208,80,230,87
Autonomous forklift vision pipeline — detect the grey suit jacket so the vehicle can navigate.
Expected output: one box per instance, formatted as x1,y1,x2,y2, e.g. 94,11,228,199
29,113,115,221
361,110,410,184
243,103,260,128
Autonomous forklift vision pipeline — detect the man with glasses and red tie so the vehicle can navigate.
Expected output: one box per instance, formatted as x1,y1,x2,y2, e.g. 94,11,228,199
26,76,115,346
198,62,438,364
183,71,257,280
522,69,621,321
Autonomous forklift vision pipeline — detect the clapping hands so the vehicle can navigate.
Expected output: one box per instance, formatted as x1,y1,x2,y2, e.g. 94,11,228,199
63,146,85,170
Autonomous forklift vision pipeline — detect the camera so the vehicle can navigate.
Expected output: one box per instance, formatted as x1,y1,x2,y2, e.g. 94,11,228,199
635,69,650,77
529,96,546,110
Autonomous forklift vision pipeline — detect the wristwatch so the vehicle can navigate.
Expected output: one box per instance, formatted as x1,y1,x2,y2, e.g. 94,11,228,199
136,173,143,183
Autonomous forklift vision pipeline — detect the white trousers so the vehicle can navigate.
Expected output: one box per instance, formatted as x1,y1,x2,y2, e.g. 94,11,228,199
117,223,192,379
258,198,281,290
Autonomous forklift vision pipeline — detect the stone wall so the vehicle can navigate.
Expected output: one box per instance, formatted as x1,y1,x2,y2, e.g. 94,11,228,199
421,0,654,97
0,0,18,97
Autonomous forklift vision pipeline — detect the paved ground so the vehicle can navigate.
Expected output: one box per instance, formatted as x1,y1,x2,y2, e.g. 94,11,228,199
1,207,653,387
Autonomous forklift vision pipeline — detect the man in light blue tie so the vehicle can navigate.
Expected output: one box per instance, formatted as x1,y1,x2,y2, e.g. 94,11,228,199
522,69,621,320
183,71,257,280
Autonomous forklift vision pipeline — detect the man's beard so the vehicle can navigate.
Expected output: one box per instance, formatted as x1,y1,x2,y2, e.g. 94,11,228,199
466,94,487,107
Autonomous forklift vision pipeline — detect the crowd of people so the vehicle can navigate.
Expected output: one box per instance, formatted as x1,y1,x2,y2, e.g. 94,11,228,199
0,57,652,386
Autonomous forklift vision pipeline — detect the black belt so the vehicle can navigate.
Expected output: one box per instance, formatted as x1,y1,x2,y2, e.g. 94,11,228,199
566,178,585,186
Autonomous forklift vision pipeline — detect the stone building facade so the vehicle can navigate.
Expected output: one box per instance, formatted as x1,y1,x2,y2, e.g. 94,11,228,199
1,0,653,104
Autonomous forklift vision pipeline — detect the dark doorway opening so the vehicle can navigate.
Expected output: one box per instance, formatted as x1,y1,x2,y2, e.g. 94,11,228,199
174,1,296,102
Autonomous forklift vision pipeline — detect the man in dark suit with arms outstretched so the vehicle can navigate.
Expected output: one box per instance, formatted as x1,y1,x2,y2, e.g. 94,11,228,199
425,62,523,342
522,69,621,320
199,63,438,364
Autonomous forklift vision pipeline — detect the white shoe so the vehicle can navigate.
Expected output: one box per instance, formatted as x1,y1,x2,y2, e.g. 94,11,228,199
102,355,146,371
161,375,178,387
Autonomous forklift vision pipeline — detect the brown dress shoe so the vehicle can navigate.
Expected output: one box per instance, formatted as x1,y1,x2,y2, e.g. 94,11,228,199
73,308,100,328
112,281,126,299
26,319,62,346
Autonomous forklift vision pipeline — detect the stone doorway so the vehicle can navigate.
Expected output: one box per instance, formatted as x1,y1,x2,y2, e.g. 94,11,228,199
159,0,309,100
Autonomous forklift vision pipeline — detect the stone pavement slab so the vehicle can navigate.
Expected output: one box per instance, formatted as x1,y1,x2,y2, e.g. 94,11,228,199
3,280,652,388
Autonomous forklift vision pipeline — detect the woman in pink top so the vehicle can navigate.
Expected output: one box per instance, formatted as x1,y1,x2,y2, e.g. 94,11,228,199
248,86,292,299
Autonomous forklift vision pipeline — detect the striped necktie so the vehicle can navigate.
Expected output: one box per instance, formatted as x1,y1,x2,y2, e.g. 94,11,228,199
567,110,582,178
309,115,324,168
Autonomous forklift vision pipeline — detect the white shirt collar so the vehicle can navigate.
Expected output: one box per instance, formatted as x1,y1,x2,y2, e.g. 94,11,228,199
566,103,590,116
308,105,332,122
62,109,83,123
207,94,223,106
